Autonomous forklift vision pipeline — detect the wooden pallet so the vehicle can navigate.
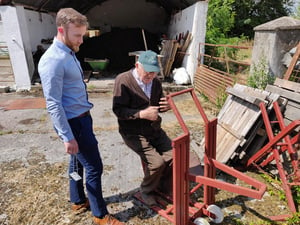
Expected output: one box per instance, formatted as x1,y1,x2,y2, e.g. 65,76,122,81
195,84,281,165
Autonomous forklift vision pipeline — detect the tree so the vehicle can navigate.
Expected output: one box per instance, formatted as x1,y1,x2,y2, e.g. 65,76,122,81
292,4,300,19
206,0,235,44
206,0,295,41
230,0,294,38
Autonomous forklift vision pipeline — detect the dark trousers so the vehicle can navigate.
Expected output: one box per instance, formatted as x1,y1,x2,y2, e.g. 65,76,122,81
120,129,173,194
68,115,108,218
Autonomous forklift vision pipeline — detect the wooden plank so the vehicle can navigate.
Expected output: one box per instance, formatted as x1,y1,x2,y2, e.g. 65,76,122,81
274,78,300,93
217,94,234,118
160,40,179,76
287,100,300,110
218,97,261,137
181,32,192,52
284,101,300,122
219,121,244,140
265,85,300,103
216,125,244,163
283,42,300,80
213,84,282,164
232,83,271,100
226,87,266,106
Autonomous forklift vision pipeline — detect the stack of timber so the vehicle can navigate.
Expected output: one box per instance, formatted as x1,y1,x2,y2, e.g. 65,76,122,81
160,40,180,77
196,83,282,165
172,32,192,69
160,32,192,77
196,78,300,166
265,78,300,129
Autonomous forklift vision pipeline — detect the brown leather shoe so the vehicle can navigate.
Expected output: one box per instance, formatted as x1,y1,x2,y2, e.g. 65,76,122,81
93,214,124,225
71,199,90,214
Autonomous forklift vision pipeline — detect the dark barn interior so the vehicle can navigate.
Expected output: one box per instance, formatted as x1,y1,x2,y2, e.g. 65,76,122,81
76,28,160,72
2,0,200,73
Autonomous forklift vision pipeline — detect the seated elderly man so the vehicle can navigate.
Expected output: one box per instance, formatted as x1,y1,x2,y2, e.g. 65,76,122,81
112,50,173,206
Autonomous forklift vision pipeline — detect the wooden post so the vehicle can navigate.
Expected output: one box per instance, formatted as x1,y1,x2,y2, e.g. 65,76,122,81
283,42,300,81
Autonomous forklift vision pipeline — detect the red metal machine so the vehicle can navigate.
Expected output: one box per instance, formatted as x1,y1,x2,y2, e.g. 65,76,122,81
136,88,267,225
247,101,300,221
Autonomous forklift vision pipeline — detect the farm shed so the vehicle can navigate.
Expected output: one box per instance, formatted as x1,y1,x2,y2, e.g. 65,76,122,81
0,0,208,91
251,16,300,78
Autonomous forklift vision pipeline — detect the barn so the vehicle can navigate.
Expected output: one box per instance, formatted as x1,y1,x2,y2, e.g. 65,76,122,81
0,0,208,91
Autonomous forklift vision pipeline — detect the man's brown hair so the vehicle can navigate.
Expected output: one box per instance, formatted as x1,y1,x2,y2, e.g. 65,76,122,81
56,8,89,28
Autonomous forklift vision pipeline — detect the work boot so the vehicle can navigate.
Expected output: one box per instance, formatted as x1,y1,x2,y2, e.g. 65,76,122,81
141,192,158,207
71,199,90,214
93,214,124,225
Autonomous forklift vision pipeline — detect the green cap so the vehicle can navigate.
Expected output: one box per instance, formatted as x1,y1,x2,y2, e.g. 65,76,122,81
138,50,160,72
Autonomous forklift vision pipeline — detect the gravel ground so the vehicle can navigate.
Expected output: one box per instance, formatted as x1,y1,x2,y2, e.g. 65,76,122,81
0,84,297,225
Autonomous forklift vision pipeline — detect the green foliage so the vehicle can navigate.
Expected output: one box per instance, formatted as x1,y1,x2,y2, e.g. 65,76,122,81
293,4,300,19
247,56,275,90
230,218,244,225
287,212,300,224
259,173,286,201
292,185,300,205
199,92,209,102
249,220,275,225
215,85,228,109
207,0,294,39
230,0,294,38
206,0,235,44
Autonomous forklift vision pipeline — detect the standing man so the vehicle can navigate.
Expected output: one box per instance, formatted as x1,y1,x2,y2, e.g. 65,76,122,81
112,50,173,206
38,8,123,225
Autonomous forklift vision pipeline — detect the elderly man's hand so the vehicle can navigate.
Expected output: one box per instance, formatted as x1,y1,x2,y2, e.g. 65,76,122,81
159,97,171,112
139,106,159,121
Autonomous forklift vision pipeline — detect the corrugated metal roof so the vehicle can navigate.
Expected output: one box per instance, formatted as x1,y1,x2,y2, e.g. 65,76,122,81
7,0,201,14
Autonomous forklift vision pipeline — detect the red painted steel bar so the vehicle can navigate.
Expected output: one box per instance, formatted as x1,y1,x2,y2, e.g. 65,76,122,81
273,101,300,177
247,120,300,167
247,101,300,221
138,88,267,225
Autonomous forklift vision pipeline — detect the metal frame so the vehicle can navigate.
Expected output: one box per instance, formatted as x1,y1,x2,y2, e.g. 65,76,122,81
247,101,300,221
135,88,266,225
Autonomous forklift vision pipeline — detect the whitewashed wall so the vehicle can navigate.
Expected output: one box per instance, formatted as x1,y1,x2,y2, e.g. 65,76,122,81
24,10,56,51
0,6,32,90
167,1,208,83
0,6,56,91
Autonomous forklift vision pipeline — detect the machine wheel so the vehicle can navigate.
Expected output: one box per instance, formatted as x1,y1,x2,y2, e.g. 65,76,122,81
207,204,224,223
194,217,210,225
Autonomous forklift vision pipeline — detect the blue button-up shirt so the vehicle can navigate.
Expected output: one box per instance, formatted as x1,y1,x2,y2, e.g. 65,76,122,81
38,38,93,142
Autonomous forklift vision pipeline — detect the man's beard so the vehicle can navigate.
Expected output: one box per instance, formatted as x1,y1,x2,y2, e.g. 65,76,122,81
66,40,79,52
71,45,80,52
64,34,80,52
